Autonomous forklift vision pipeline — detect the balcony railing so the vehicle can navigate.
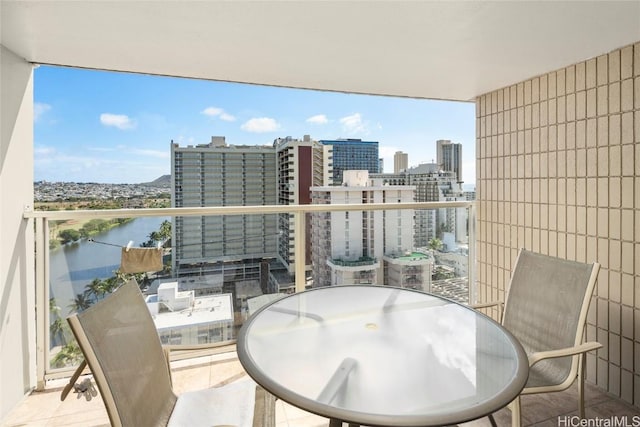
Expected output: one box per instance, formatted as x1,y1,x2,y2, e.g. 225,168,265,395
24,200,475,389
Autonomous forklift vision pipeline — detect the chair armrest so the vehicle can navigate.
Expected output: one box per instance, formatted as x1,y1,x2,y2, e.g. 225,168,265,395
469,301,504,322
469,301,503,310
528,341,602,367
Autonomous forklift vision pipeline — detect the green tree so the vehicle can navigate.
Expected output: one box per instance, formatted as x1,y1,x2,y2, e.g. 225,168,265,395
84,278,106,301
51,341,83,369
159,220,171,240
69,293,93,313
58,229,81,244
49,298,69,346
428,237,443,251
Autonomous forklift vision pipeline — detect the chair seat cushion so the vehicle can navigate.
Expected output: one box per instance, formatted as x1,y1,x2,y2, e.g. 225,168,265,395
168,379,257,427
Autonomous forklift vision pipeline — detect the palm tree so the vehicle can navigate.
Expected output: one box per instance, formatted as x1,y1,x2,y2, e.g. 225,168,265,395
159,220,171,241
69,293,92,313
49,297,68,346
50,318,69,347
84,278,105,301
49,297,61,318
51,341,83,369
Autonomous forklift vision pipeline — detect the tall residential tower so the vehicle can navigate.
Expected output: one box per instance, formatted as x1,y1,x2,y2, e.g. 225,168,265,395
436,139,463,183
319,139,379,184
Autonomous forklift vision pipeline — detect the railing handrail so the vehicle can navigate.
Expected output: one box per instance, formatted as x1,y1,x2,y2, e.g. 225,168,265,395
24,201,474,220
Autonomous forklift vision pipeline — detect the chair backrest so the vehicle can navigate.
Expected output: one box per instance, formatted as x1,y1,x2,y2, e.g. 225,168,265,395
502,249,600,387
67,280,177,427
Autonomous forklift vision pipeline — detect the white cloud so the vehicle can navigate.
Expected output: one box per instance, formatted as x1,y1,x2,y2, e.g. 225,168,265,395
306,114,328,125
34,145,56,156
339,113,368,135
34,102,52,122
202,107,223,117
100,113,136,130
241,117,280,133
201,106,236,122
87,146,115,152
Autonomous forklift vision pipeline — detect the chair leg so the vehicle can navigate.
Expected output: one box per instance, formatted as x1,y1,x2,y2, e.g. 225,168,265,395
509,396,521,427
578,353,586,418
60,359,88,401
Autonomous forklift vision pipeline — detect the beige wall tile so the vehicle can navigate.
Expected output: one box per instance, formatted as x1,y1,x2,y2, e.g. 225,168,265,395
622,177,634,209
598,54,609,86
598,147,609,177
587,88,597,118
609,207,621,240
610,145,621,176
609,50,621,83
576,61,587,91
598,117,609,147
609,82,621,114
610,114,621,145
587,118,597,147
621,79,633,112
598,85,609,116
587,58,598,88
621,46,633,80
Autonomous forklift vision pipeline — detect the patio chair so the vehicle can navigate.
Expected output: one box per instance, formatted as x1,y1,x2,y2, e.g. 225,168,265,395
474,249,601,427
66,279,276,427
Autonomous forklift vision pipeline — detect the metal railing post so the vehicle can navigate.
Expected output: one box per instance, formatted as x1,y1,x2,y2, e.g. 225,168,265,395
294,211,306,293
468,203,477,305
35,217,49,390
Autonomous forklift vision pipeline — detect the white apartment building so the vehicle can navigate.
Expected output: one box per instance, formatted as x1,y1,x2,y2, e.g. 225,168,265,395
311,170,416,287
372,162,468,248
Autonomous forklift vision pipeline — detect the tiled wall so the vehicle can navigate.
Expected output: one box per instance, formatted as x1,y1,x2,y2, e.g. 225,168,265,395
476,42,640,405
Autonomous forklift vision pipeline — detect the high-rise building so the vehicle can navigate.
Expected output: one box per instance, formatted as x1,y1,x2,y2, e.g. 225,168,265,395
319,139,379,184
436,139,463,183
171,137,278,293
371,162,466,248
310,170,422,288
273,135,332,274
394,151,408,173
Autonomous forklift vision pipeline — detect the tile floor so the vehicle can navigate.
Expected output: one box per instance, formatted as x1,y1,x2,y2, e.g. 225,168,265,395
3,351,640,427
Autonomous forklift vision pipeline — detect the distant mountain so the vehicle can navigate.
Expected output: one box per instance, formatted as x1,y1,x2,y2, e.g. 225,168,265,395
145,175,171,187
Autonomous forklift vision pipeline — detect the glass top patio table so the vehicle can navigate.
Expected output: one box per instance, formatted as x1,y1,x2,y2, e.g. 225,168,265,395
237,285,528,427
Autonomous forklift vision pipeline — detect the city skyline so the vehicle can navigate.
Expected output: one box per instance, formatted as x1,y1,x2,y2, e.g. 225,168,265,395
34,66,476,186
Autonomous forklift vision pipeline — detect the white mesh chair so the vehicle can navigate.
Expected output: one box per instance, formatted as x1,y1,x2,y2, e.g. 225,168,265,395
66,279,275,427
475,249,601,427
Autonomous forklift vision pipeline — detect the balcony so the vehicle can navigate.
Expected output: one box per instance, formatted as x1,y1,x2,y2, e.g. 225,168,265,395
3,2,640,423
28,201,474,386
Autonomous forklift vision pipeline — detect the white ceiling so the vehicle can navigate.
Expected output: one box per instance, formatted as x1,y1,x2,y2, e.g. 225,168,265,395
2,1,639,101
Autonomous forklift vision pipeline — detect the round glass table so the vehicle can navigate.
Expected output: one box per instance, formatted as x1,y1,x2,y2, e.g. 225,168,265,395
237,285,528,427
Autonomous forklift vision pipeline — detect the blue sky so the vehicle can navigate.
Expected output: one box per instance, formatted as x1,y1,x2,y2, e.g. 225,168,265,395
34,66,476,186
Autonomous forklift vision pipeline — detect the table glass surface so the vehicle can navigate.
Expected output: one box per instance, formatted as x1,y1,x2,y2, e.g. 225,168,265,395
238,285,528,427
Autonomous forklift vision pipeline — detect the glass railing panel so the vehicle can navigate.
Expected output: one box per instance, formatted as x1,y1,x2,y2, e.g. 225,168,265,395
48,215,171,370
169,213,285,345
38,202,474,378
411,207,471,304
